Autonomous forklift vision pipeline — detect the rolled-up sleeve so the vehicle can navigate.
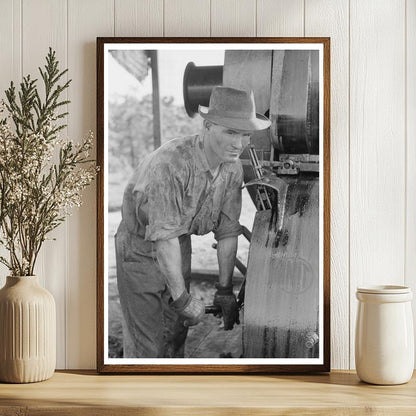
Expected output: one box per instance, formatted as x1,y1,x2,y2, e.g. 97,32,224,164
214,165,243,241
144,162,189,241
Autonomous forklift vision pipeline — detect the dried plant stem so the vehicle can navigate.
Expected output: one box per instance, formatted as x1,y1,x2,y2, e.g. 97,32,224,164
0,48,96,276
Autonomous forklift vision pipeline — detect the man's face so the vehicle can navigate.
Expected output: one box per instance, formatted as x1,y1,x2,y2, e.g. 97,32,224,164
206,123,251,164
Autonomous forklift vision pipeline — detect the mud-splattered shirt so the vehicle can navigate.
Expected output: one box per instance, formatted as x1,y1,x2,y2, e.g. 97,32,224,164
119,135,243,255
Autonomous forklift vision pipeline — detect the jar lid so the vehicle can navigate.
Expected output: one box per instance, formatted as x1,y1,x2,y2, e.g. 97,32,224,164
356,285,411,294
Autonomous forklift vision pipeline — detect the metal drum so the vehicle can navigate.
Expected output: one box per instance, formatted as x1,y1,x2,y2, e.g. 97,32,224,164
221,50,321,358
182,51,319,156
183,62,223,118
182,49,321,358
271,50,320,155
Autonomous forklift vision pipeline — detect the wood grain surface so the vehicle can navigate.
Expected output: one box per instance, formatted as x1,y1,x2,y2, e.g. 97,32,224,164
115,0,163,37
0,370,415,415
211,0,256,37
164,0,211,37
257,0,304,37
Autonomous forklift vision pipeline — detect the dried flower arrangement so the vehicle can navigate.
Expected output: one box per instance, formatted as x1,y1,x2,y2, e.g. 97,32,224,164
0,48,97,276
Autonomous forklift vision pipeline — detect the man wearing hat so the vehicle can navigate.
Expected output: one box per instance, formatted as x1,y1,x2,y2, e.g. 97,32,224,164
115,86,271,358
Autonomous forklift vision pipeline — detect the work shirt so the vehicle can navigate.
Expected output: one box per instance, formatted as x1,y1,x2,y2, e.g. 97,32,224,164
119,134,243,258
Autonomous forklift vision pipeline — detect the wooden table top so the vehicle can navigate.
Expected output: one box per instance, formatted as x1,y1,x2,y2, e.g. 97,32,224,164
0,370,415,415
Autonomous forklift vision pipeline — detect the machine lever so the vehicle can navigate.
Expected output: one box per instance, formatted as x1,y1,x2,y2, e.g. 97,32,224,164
248,145,272,210
205,305,221,314
241,226,252,242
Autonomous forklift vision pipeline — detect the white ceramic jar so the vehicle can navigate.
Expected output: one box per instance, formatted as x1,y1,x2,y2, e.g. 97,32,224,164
355,285,414,385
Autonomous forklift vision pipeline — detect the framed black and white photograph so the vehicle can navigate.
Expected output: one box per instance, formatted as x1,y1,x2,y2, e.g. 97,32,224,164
96,37,330,373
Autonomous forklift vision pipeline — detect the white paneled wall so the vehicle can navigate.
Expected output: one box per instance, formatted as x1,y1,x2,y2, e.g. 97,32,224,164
407,0,416,328
305,0,349,370
0,0,414,370
66,0,114,369
350,0,407,368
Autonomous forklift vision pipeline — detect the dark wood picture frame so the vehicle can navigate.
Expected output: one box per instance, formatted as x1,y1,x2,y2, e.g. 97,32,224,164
97,37,330,374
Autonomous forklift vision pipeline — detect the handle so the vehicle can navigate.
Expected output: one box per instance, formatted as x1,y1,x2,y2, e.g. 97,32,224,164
205,305,221,314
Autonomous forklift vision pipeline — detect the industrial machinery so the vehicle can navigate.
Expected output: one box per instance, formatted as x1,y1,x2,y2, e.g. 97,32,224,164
184,49,320,358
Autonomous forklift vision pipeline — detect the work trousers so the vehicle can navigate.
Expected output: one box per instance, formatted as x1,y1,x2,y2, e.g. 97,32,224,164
115,224,192,358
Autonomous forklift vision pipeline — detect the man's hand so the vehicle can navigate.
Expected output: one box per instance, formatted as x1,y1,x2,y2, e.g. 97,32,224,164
181,297,205,327
170,290,205,327
213,283,240,330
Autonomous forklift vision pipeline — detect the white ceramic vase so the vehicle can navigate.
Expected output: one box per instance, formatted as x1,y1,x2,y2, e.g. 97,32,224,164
0,276,56,383
355,285,414,385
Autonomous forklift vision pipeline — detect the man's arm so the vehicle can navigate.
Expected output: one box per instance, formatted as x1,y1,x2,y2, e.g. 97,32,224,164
214,236,240,330
155,238,205,326
217,236,238,287
155,238,185,300
212,165,243,331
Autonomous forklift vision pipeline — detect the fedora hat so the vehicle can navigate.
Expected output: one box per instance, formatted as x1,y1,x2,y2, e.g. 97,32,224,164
198,86,271,131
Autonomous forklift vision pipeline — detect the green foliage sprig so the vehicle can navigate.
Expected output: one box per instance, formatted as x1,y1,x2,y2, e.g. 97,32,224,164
0,48,97,276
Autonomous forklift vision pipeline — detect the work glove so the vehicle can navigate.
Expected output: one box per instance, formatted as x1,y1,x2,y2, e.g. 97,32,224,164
170,290,205,327
213,283,240,330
